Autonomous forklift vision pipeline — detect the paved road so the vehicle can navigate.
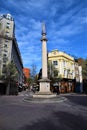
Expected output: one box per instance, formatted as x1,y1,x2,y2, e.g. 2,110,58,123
0,94,87,130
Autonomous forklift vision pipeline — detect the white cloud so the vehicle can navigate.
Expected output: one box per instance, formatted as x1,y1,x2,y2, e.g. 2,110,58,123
21,45,42,72
29,19,41,30
0,0,86,72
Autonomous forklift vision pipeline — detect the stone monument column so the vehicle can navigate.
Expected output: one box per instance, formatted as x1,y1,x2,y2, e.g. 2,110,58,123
33,23,56,98
41,22,48,79
38,22,51,94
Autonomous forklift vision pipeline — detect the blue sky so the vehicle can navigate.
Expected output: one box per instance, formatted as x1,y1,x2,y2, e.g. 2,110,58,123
0,0,87,73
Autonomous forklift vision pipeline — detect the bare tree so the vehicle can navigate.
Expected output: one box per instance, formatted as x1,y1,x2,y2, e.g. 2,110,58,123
30,63,37,84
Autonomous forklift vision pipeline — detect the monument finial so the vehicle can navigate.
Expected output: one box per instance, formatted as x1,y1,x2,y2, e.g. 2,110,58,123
42,22,46,34
41,22,47,41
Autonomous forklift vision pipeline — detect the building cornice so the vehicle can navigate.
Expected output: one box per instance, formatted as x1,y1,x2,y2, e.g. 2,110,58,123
48,55,74,62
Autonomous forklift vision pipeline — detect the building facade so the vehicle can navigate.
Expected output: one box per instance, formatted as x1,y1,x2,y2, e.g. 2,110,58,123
23,68,30,79
48,49,83,93
0,14,23,94
74,59,83,92
23,68,30,89
48,49,76,93
48,49,75,79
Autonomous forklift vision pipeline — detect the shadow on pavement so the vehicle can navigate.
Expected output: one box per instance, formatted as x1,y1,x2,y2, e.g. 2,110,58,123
19,111,87,130
66,96,87,106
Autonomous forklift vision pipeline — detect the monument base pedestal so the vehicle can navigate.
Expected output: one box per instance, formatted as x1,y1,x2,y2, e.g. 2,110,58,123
33,92,57,98
33,78,57,98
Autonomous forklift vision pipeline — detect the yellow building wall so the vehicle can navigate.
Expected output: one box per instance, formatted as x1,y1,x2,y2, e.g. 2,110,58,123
48,50,75,79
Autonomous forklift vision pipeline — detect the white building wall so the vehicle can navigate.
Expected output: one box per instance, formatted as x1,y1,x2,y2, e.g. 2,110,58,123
79,66,83,92
0,14,23,84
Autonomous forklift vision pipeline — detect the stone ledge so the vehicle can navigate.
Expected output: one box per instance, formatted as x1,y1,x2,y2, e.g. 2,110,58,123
38,78,51,82
33,92,57,98
24,96,67,103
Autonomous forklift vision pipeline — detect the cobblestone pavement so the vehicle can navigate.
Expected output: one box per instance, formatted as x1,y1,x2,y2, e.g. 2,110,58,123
0,93,87,130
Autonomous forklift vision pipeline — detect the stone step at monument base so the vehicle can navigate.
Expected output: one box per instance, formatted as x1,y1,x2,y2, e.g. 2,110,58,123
33,92,57,98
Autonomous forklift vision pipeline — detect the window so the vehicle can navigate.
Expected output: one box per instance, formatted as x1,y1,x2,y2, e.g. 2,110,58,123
63,61,66,67
3,64,6,68
6,25,10,29
6,23,10,28
3,58,7,63
4,44,7,47
6,31,9,34
7,22,10,25
3,54,8,62
4,49,7,53
53,61,58,66
64,70,66,77
3,54,7,57
5,32,9,37
5,40,9,42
